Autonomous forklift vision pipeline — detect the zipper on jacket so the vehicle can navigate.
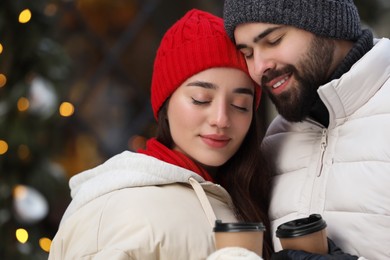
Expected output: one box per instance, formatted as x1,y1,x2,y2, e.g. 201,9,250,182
317,129,328,177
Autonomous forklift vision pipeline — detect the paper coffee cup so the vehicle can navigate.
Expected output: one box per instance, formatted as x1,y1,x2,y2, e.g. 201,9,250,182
276,214,328,254
213,220,265,256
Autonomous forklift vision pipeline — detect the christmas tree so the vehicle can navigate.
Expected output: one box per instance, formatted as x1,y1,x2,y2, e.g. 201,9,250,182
0,0,71,259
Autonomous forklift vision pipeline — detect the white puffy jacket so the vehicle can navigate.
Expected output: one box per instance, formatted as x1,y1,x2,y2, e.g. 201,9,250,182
263,38,390,259
49,151,240,260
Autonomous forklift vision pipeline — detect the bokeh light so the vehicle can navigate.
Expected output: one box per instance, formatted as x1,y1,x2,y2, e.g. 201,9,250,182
13,185,28,201
128,135,147,151
39,237,52,252
0,74,6,88
17,97,30,111
19,9,32,23
59,102,75,117
17,145,30,160
16,228,29,244
0,140,8,155
44,4,58,16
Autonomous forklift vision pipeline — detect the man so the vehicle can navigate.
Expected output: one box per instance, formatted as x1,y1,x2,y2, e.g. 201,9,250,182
223,0,390,259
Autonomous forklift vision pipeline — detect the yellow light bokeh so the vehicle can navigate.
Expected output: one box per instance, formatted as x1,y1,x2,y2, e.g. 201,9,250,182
16,228,29,244
19,9,32,23
17,97,30,111
59,102,75,117
0,43,3,54
0,140,8,155
39,237,52,252
0,74,6,88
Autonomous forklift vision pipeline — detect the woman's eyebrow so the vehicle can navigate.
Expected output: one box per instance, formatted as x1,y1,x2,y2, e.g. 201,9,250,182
186,81,216,89
187,80,253,96
234,87,254,96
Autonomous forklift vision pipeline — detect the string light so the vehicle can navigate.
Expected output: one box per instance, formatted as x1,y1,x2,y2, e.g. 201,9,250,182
59,102,74,117
0,140,8,155
0,74,6,88
16,228,29,244
39,237,52,252
19,9,32,24
17,97,29,111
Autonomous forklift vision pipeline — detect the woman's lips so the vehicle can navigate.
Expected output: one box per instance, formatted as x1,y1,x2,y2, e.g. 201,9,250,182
200,134,230,148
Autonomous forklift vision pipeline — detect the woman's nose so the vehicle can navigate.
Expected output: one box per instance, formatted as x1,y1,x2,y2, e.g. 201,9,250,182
209,103,230,129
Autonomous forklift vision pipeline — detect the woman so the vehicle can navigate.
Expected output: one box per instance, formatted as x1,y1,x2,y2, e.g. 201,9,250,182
49,9,273,260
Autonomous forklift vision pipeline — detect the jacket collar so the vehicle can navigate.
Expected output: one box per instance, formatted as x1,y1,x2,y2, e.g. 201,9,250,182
318,38,390,129
309,30,374,127
62,151,205,223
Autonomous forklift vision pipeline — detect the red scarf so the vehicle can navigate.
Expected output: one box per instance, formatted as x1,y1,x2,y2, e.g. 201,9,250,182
137,138,214,182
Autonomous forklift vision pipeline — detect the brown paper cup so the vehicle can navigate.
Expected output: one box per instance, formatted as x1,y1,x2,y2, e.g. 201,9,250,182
213,220,265,257
276,214,328,254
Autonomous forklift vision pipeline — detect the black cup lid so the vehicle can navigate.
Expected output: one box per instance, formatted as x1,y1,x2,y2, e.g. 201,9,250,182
276,214,327,238
213,220,266,232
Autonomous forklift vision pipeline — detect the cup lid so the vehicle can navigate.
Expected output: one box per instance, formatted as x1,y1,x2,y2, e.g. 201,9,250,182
276,214,327,238
213,220,266,232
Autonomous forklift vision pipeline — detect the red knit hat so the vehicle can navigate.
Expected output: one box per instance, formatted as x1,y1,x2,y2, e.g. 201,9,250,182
151,9,261,120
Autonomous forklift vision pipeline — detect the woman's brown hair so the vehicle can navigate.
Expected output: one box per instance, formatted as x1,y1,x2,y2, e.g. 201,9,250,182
156,100,274,259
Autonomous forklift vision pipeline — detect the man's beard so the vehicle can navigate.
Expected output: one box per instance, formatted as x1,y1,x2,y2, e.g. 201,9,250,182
262,37,335,122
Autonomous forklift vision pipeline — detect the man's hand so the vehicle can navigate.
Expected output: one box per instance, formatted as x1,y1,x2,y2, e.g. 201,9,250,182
271,238,358,260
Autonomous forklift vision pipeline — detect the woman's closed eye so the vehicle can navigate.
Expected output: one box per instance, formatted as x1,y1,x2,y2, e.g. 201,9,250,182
192,97,250,112
231,104,249,112
191,97,210,105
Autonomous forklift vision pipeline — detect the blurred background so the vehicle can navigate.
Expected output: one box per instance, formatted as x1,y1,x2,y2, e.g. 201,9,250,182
0,0,389,259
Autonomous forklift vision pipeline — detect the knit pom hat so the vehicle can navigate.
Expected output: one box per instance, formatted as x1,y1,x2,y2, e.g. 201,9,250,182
223,0,362,42
151,9,261,120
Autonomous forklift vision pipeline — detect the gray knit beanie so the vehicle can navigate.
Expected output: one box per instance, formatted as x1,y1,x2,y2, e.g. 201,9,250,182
223,0,362,41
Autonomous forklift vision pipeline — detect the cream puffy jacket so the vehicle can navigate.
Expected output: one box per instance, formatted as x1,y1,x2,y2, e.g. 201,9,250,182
49,151,240,260
263,38,390,259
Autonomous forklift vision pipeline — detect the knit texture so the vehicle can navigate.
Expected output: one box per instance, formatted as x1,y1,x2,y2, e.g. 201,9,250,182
151,9,261,120
223,0,362,41
138,138,214,182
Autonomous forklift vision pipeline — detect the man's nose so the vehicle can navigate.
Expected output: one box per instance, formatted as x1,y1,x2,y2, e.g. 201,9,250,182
252,51,276,80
